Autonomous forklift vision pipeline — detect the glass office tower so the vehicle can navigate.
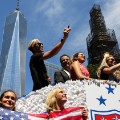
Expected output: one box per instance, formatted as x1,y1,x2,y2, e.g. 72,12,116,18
45,61,61,85
0,7,27,97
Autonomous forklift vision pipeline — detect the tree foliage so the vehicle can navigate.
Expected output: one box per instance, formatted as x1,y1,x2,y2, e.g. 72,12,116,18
87,64,99,79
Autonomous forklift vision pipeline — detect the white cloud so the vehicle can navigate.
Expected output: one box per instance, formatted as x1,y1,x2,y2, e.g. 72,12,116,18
103,0,120,26
69,29,89,52
102,0,120,45
35,0,63,19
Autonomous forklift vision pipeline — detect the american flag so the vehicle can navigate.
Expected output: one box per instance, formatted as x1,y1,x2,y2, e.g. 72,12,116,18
49,107,86,120
0,107,85,120
0,108,48,120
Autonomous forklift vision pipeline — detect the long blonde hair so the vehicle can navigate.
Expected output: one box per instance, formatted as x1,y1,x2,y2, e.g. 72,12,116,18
97,52,120,81
113,70,120,81
97,52,110,78
45,88,62,112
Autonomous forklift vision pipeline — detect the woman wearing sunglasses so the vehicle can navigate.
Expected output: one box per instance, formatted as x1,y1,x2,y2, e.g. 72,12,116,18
70,52,91,80
97,52,120,82
28,26,71,91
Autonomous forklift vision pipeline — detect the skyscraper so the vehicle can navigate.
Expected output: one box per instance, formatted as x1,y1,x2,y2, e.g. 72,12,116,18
45,61,61,85
0,1,27,97
86,4,120,64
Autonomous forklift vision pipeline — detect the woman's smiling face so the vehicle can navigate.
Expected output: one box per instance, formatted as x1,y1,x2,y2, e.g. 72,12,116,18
77,53,85,63
1,91,16,110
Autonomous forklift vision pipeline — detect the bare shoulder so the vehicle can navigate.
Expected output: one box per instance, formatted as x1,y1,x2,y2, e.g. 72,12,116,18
71,61,79,68
72,61,79,65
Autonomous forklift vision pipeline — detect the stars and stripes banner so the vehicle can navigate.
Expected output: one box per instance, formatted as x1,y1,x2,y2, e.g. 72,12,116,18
0,107,48,120
49,107,85,120
1,81,120,120
0,107,85,120
85,83,120,120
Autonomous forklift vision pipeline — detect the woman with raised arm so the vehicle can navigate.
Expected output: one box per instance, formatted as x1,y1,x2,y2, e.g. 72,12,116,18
28,26,71,91
97,52,120,82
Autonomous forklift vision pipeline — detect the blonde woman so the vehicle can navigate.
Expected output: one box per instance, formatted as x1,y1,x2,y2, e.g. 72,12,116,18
28,26,71,91
97,52,120,82
45,88,88,119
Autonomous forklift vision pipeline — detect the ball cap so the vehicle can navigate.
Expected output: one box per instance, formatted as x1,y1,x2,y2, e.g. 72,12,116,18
28,39,42,51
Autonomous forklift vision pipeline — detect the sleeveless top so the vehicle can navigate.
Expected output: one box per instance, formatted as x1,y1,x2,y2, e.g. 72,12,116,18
71,63,90,80
100,66,119,83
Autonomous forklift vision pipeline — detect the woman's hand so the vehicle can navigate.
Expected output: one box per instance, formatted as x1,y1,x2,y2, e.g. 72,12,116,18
82,108,88,120
86,77,92,80
82,108,88,119
63,25,71,39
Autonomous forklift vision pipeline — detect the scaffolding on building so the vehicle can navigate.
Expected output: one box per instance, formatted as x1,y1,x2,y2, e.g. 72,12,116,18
86,4,120,64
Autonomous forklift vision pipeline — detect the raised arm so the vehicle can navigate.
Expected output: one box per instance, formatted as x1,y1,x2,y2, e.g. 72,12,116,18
103,63,120,74
43,26,71,60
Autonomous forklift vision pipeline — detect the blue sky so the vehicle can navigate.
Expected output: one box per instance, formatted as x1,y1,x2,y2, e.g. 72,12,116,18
0,0,120,95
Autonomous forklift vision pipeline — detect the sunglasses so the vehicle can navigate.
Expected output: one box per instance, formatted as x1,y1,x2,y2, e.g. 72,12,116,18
35,43,43,47
79,53,84,56
108,58,115,62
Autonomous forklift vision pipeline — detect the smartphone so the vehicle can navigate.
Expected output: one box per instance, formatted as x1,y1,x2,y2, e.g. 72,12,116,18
68,25,70,28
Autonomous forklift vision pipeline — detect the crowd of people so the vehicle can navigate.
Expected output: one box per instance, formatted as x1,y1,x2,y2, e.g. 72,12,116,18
0,88,88,119
0,25,120,119
27,25,120,91
53,52,120,86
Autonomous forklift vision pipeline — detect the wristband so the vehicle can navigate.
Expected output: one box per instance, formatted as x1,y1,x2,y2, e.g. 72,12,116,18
61,38,64,42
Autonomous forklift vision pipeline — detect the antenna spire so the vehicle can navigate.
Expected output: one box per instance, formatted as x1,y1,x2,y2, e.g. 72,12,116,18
16,0,19,10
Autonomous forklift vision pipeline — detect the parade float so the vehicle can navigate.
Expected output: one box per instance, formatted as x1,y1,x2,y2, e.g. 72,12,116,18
14,80,120,120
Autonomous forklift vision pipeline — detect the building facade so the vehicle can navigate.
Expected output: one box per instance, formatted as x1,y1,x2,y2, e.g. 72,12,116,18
86,4,120,64
0,6,27,96
45,61,61,85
